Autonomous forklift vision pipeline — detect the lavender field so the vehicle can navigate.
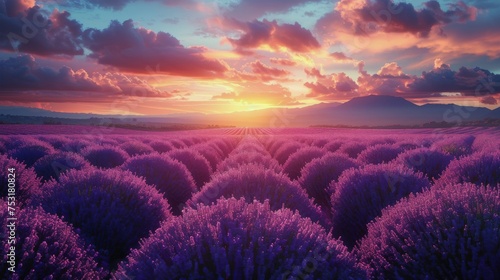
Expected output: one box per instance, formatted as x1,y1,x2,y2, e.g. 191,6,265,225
1,125,499,279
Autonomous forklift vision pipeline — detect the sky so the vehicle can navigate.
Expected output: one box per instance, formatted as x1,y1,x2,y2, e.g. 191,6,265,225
0,0,499,115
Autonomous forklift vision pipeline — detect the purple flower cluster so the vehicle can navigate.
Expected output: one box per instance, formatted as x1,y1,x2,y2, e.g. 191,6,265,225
0,205,106,279
298,152,359,214
168,149,212,188
33,151,90,182
437,152,500,187
188,164,327,227
357,144,403,164
395,147,454,180
33,169,172,267
283,146,325,180
122,153,197,214
357,183,500,279
81,145,129,169
115,198,368,279
0,155,41,205
8,141,55,166
330,163,431,247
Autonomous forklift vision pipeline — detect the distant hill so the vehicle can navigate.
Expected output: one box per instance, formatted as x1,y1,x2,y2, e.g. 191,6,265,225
1,95,499,127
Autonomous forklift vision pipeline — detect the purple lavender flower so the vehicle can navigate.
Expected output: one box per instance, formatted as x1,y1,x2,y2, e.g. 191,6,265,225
357,183,500,279
168,148,212,188
357,144,403,164
33,151,90,182
436,152,500,187
122,153,197,214
0,155,41,205
34,169,172,267
283,146,325,180
120,140,154,156
188,164,327,227
337,142,367,159
149,140,174,153
114,198,368,279
395,147,454,181
431,135,475,158
298,153,359,215
330,163,431,248
81,144,129,169
8,141,55,166
274,141,304,165
0,205,106,279
217,152,282,173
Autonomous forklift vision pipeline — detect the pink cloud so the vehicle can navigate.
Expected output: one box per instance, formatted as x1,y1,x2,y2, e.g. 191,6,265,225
304,67,359,100
0,3,84,56
82,20,228,77
269,57,297,66
0,55,171,102
223,18,321,54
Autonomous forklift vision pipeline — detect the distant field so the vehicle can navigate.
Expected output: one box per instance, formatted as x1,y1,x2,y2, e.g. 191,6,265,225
1,125,499,279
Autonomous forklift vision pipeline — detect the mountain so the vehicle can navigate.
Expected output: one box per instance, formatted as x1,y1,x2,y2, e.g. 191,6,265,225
338,95,418,110
1,95,498,127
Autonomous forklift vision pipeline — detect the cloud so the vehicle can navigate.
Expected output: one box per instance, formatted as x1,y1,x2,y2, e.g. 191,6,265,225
212,82,299,106
318,0,477,39
269,57,297,66
250,61,290,77
408,64,500,96
357,61,412,96
0,2,84,56
82,19,228,77
223,18,321,54
0,55,171,100
37,0,197,10
303,60,500,103
222,0,323,21
479,95,497,105
304,67,359,100
330,51,354,61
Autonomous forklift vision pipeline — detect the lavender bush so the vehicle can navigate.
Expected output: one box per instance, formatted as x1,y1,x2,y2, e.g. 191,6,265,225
283,146,325,180
0,205,106,279
357,183,500,279
37,135,69,149
323,140,344,153
437,152,500,187
330,163,431,248
337,142,367,159
395,147,453,181
120,140,154,156
149,140,175,153
357,144,403,164
192,144,223,171
114,198,367,280
431,135,475,158
34,169,172,267
81,145,129,169
122,153,197,214
8,141,55,166
168,149,212,188
169,139,187,149
188,164,327,227
216,152,282,173
33,152,90,182
0,155,41,205
298,153,359,214
274,141,304,165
